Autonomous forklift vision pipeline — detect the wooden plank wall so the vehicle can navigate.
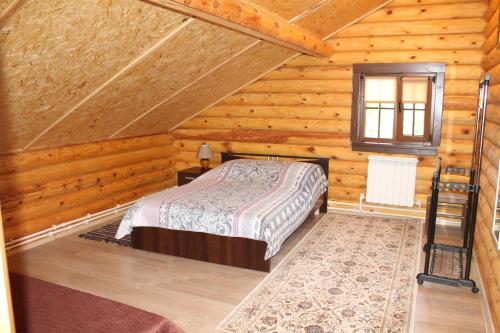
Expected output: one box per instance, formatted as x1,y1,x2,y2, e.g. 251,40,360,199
477,0,500,330
0,134,176,241
174,0,486,207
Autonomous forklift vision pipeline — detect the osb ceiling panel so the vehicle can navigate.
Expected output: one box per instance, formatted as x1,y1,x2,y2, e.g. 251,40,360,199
0,1,13,13
299,0,390,36
0,0,391,153
116,42,296,137
32,21,256,148
0,0,187,152
251,0,327,20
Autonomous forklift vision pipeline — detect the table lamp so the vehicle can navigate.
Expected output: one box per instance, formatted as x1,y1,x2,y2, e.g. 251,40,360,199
197,143,213,171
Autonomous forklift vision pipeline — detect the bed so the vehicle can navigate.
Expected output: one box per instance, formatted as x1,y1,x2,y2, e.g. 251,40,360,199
116,152,329,272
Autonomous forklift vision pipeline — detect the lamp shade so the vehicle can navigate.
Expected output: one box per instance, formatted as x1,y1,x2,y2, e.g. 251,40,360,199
197,144,213,159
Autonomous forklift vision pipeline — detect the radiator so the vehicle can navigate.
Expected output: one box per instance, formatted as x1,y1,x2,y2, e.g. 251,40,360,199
366,156,419,207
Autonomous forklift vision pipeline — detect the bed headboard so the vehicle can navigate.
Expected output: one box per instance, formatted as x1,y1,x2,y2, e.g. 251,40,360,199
220,152,329,212
221,152,329,178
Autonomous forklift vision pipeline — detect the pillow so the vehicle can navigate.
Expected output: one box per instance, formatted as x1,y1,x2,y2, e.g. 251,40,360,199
216,159,327,193
220,159,287,185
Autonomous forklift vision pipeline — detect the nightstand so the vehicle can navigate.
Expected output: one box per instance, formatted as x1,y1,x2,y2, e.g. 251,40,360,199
177,167,208,186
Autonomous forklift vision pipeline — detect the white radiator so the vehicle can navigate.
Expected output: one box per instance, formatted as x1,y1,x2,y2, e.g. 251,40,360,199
366,156,418,207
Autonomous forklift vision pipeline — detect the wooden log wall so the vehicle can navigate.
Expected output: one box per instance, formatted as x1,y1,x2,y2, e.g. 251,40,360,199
173,0,486,207
0,134,177,242
476,0,500,330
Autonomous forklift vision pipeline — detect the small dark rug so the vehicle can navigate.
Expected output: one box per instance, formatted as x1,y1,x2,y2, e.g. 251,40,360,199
79,221,131,247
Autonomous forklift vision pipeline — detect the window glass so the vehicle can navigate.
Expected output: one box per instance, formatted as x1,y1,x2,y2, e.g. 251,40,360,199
415,103,425,110
380,109,394,139
402,103,426,137
364,102,395,139
414,110,425,136
364,108,379,138
403,110,413,136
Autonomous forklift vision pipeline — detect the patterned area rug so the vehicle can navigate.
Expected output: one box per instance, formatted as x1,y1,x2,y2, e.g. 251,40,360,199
218,213,422,333
79,221,131,247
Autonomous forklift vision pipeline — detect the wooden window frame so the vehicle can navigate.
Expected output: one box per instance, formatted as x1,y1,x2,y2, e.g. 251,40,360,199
351,63,446,156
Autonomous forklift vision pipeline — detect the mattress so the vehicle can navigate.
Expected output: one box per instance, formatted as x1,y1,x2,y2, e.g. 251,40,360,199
116,158,328,259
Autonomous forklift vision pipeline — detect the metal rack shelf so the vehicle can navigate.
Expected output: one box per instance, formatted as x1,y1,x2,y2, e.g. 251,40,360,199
429,244,465,280
416,74,489,294
418,242,477,291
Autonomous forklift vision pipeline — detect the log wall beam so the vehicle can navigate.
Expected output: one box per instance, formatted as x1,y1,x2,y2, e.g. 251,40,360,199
0,134,178,241
140,0,333,58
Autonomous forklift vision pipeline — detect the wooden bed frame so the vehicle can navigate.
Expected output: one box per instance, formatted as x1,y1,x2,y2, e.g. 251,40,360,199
131,152,329,272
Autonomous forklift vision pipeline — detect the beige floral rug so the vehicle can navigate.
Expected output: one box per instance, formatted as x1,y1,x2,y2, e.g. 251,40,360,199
218,213,422,333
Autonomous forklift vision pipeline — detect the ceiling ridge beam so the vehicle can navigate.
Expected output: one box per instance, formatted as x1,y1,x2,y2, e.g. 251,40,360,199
23,18,194,151
140,0,333,58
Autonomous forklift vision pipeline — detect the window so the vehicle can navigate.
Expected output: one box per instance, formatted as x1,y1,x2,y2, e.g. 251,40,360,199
351,63,445,155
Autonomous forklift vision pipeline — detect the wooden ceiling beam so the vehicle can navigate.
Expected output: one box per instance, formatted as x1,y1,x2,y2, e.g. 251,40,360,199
140,0,333,58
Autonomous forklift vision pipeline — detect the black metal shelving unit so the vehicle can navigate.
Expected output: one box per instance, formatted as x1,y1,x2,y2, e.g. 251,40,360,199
416,74,490,293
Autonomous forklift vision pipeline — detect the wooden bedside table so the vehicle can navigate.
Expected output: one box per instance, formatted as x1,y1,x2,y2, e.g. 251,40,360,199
177,167,209,186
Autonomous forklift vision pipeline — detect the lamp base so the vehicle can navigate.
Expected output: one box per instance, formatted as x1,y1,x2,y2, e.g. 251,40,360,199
200,158,210,172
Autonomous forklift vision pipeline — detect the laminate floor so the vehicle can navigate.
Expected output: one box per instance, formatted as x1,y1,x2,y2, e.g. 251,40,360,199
7,213,489,332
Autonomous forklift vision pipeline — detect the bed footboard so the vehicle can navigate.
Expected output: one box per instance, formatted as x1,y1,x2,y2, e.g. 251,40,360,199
131,228,271,272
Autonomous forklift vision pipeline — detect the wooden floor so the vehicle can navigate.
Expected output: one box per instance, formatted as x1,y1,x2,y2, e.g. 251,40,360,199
414,223,488,333
7,212,489,333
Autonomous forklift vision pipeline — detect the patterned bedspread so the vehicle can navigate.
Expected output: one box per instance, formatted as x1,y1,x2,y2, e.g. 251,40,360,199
115,159,328,259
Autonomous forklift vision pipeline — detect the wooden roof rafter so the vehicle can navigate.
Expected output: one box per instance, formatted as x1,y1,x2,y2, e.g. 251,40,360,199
140,0,334,58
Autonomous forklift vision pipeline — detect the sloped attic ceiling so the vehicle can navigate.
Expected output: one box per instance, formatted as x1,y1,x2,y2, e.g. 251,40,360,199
0,0,389,154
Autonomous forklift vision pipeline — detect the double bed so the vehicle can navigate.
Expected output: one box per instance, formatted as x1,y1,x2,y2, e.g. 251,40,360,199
116,152,329,272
